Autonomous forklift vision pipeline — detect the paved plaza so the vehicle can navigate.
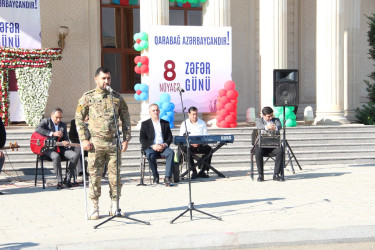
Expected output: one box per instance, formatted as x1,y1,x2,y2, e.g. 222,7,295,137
0,163,375,249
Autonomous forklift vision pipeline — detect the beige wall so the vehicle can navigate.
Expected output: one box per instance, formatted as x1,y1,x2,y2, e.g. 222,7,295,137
38,0,375,124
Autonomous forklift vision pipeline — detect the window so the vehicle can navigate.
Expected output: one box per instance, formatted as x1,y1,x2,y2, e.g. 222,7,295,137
100,1,140,93
169,2,202,26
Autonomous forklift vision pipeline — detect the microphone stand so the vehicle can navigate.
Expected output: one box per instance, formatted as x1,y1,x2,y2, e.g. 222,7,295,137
170,89,222,224
94,90,150,229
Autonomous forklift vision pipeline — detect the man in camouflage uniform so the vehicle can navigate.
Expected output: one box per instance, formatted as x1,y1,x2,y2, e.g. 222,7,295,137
75,67,131,220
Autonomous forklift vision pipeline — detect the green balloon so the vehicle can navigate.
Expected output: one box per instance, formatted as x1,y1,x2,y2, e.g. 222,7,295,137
289,112,296,120
139,32,148,41
279,114,284,121
133,33,140,41
140,40,148,49
274,110,280,118
169,0,175,2
286,119,293,127
275,106,283,113
199,0,207,2
137,62,142,67
287,106,295,112
285,108,292,116
292,119,297,126
134,43,141,51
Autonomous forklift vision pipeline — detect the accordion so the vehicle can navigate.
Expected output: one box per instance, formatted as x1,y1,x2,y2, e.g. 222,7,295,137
258,130,281,148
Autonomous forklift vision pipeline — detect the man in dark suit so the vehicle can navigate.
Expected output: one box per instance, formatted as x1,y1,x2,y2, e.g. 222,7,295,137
140,103,174,186
255,106,283,182
35,108,79,189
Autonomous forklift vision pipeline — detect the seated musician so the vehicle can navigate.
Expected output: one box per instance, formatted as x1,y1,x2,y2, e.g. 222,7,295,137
35,108,79,189
179,106,212,179
255,106,283,182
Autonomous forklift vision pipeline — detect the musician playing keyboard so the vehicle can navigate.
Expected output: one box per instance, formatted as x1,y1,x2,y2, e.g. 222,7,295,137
179,106,212,179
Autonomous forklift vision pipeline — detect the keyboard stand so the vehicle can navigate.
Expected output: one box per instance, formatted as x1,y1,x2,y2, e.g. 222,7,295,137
180,143,226,178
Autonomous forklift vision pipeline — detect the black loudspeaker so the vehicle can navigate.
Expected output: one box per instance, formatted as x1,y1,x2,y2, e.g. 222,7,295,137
273,69,299,106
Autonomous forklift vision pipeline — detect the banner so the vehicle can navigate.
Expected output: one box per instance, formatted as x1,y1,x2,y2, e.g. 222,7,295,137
0,0,41,49
0,0,41,122
148,26,232,113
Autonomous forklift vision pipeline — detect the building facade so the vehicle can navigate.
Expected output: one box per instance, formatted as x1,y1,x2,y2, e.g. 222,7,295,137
39,0,375,125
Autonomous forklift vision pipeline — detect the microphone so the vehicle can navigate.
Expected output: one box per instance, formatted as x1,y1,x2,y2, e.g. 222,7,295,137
105,86,114,93
176,86,185,93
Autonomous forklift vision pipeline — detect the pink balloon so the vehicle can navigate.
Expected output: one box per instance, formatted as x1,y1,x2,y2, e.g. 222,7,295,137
140,56,149,65
225,115,235,123
229,122,237,128
136,90,141,95
226,90,235,99
216,102,224,110
219,89,227,97
219,109,229,117
231,99,238,105
134,56,141,64
134,66,141,74
216,114,224,122
233,90,239,98
230,110,237,116
219,120,229,128
140,65,149,74
216,121,220,127
224,103,235,111
220,96,229,104
224,80,236,91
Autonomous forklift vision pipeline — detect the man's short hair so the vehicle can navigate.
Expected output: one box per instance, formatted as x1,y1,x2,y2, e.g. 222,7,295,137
95,67,111,77
149,103,159,109
261,106,274,115
188,106,198,113
51,108,63,114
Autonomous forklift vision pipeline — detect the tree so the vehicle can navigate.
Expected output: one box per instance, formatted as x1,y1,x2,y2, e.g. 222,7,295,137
356,14,375,124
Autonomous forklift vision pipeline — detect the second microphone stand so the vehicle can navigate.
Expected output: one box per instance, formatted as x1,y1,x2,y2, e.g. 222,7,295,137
170,89,222,224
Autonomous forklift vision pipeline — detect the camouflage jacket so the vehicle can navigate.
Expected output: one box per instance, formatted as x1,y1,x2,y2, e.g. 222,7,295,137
75,88,131,143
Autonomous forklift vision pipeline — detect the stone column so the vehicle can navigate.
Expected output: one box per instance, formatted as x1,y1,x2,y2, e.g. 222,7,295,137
138,0,169,126
315,0,352,124
88,0,101,89
344,0,361,122
202,0,230,26
259,0,288,111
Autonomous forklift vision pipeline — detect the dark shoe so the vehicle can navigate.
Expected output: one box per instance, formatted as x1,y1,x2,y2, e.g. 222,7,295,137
191,172,198,179
153,176,159,184
78,172,83,176
63,178,73,187
164,177,171,187
273,174,283,181
198,171,209,178
257,175,264,182
57,182,64,189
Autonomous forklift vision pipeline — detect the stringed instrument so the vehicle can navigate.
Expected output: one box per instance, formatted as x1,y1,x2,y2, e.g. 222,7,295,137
30,132,80,155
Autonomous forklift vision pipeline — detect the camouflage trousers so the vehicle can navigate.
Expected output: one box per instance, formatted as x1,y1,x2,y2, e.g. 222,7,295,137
87,148,122,201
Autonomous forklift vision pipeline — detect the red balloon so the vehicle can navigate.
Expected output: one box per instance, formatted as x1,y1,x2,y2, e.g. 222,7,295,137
216,102,224,110
219,109,229,117
230,110,237,116
226,90,235,99
231,99,238,105
229,122,237,128
134,56,141,64
220,96,229,104
216,114,224,122
140,56,149,65
136,38,141,44
219,89,227,97
216,121,220,127
134,66,141,74
140,65,149,74
233,90,239,98
225,115,235,123
224,80,236,91
224,103,235,111
219,120,229,128
136,90,141,95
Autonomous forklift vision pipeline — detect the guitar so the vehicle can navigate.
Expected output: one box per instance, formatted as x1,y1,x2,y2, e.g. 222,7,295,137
30,132,81,155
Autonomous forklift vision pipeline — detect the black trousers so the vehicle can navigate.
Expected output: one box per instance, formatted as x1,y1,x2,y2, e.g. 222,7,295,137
181,144,212,172
254,145,283,176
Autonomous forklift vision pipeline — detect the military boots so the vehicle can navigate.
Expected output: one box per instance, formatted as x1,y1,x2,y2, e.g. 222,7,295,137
89,199,99,220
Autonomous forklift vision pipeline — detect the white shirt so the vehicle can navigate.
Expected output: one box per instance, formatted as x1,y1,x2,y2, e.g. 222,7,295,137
179,118,208,136
152,119,164,144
